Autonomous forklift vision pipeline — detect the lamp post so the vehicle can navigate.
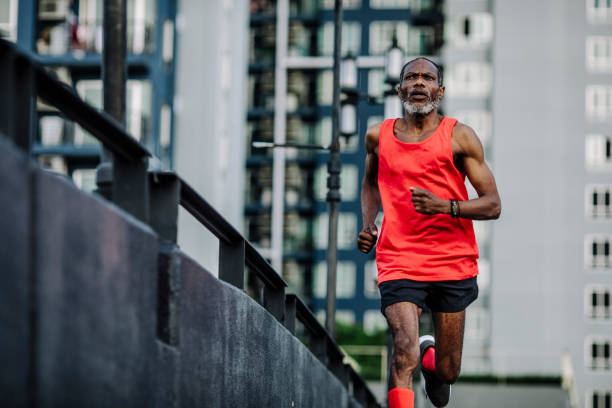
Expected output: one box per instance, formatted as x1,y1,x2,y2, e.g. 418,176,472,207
325,0,343,339
252,0,346,339
384,33,404,119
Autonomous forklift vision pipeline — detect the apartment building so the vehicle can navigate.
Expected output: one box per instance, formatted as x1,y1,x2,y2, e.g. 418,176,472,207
491,0,612,405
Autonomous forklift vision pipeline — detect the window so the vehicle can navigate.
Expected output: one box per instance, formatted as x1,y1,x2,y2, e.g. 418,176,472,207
445,62,492,99
370,0,433,12
368,69,386,99
587,0,612,23
364,260,379,298
586,134,612,169
585,184,612,219
585,234,611,268
288,22,317,57
314,212,358,250
451,110,492,146
585,285,611,319
72,169,97,193
283,260,308,298
585,337,612,370
370,0,411,7
587,37,612,72
318,22,361,56
337,310,356,324
448,13,493,48
283,212,311,253
0,0,18,41
37,0,155,55
314,163,359,202
75,80,152,145
363,310,387,334
313,261,356,298
587,389,612,408
321,0,361,9
465,307,489,341
369,21,433,56
316,71,333,106
586,86,612,120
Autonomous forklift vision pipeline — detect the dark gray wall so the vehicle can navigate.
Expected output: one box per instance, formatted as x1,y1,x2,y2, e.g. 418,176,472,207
0,137,353,407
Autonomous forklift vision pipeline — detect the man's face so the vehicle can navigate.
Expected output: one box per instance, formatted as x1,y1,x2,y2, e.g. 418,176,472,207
397,59,444,116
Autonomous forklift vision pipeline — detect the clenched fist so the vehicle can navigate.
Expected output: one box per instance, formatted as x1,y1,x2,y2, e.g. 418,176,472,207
357,224,378,253
410,187,448,215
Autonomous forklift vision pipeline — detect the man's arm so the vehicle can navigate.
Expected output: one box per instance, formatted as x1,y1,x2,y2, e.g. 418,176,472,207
410,123,501,220
452,123,501,220
358,123,382,253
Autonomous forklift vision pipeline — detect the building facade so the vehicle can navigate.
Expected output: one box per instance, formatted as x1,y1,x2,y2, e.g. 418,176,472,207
8,0,249,272
246,0,445,333
491,0,612,405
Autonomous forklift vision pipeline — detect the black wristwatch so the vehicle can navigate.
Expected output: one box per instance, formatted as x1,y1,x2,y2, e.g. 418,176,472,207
450,199,460,218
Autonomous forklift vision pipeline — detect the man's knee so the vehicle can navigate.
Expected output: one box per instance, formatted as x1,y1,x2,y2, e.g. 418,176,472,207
392,336,420,374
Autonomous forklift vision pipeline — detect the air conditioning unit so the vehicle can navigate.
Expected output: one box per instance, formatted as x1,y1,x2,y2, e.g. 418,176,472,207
39,0,70,21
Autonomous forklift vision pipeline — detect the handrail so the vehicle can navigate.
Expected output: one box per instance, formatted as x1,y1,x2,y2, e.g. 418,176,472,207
0,40,150,162
285,294,380,407
179,179,244,245
0,38,382,408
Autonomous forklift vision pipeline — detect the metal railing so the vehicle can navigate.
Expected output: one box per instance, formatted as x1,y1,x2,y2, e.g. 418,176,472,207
0,39,381,408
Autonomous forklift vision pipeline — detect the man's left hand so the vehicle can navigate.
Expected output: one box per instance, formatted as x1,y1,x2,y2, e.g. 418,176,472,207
410,187,448,215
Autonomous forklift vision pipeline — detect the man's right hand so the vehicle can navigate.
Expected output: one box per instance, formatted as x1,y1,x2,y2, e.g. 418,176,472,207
357,224,378,253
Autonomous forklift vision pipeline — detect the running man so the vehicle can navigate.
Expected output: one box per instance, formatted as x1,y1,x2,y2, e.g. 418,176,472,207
357,58,501,408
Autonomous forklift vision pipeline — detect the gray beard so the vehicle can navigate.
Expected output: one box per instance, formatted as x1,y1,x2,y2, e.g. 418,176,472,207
402,95,439,116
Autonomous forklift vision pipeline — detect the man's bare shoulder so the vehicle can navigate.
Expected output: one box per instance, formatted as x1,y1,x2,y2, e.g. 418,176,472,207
365,122,382,154
452,121,483,157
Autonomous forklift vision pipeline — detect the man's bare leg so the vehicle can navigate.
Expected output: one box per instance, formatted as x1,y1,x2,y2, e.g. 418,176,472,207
384,302,422,389
432,310,466,384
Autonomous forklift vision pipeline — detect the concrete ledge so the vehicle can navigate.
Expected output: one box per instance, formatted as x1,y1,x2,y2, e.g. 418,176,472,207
0,136,356,407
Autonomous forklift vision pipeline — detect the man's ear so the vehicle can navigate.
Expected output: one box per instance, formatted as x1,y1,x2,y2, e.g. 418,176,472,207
438,85,445,99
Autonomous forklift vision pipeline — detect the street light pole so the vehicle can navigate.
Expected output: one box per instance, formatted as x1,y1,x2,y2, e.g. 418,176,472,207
325,0,343,339
96,0,127,198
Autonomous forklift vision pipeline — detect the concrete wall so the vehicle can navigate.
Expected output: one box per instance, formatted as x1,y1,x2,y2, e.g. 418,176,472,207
0,137,354,407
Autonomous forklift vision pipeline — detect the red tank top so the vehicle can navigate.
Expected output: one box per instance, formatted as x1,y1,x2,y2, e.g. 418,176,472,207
376,116,479,283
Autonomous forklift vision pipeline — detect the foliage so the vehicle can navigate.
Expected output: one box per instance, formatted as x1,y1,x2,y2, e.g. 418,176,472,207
336,322,388,381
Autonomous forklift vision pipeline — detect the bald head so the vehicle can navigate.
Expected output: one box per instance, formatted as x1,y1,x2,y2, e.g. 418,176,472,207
399,57,443,86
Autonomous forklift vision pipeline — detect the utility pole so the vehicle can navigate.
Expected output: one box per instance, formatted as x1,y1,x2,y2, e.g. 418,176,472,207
325,0,343,339
96,0,127,197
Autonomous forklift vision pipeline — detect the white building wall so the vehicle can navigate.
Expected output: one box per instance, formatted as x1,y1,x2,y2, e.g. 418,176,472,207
491,0,612,402
173,0,249,274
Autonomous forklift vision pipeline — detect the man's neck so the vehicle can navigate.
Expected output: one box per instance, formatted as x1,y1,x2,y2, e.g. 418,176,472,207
400,110,442,133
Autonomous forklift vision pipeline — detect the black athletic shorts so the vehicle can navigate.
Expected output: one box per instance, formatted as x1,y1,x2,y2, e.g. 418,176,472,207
379,277,478,315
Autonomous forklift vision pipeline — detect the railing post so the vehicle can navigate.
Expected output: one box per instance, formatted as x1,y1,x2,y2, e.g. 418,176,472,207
310,334,328,366
14,56,35,152
0,42,14,141
219,239,245,289
283,295,297,334
330,355,349,387
350,368,368,406
149,172,180,244
112,155,149,223
157,243,181,346
264,286,285,323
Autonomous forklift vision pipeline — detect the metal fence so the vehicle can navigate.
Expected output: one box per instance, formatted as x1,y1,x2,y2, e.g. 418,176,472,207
0,38,381,408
